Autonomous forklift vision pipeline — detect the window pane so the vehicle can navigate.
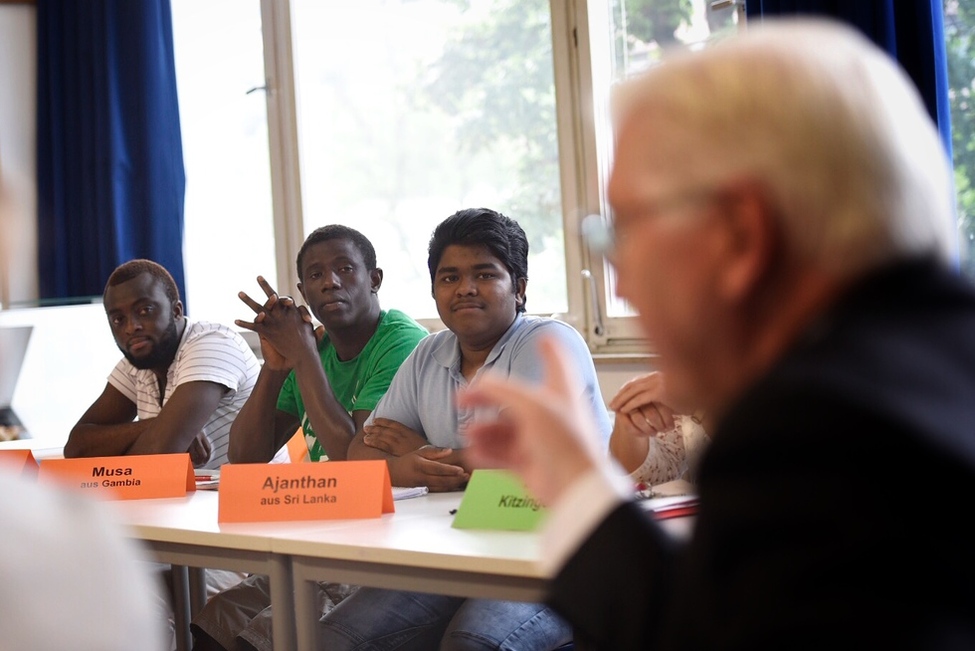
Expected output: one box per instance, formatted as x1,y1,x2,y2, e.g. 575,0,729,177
291,0,565,320
944,0,975,276
171,0,277,324
609,0,738,78
597,0,739,318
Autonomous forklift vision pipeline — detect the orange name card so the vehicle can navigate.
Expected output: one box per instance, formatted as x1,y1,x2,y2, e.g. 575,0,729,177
38,453,195,500
218,460,394,523
0,449,38,476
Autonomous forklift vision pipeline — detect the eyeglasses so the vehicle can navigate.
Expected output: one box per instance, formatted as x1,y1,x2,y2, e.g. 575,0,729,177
581,188,722,261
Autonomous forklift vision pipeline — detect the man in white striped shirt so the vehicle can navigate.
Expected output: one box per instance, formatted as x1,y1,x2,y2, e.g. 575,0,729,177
65,259,259,470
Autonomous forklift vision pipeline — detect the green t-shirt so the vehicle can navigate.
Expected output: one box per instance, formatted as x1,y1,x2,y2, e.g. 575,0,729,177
276,309,427,461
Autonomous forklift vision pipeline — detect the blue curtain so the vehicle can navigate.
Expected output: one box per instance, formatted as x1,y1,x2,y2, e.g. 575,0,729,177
36,0,187,303
745,0,952,162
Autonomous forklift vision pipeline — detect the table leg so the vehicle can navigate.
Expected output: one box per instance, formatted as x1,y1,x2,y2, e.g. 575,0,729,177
171,565,192,651
294,572,321,651
270,554,296,651
189,567,208,615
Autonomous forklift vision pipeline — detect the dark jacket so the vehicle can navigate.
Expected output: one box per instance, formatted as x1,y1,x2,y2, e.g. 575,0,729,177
551,258,975,650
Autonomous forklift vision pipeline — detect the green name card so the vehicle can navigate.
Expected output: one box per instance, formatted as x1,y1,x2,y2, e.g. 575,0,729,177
451,469,547,531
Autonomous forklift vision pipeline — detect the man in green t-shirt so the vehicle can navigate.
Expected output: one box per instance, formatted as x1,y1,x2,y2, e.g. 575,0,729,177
191,225,427,651
228,224,427,463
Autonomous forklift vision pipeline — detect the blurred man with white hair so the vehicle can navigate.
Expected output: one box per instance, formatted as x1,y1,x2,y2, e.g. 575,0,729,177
461,18,975,650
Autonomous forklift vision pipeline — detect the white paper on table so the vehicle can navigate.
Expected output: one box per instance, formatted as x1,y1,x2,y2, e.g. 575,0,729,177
392,486,429,501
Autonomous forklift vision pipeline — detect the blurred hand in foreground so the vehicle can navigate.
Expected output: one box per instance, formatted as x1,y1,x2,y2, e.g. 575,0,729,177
458,335,604,506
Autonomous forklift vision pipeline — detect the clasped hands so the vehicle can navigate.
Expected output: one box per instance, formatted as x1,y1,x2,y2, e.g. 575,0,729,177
364,418,469,492
236,276,322,371
608,372,677,439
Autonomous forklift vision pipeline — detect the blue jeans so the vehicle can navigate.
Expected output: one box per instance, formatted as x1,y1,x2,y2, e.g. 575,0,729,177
317,588,572,651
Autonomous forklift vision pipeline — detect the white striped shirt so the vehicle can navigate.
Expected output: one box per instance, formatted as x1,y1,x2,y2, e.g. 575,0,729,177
107,320,259,469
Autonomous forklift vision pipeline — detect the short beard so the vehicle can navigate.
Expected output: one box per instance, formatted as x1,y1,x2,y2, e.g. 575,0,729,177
122,318,181,370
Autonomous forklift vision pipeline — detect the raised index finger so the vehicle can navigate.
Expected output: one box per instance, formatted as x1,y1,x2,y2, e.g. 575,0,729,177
238,291,265,315
256,275,279,300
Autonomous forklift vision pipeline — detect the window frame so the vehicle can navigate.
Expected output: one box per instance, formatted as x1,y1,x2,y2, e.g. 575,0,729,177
255,0,742,353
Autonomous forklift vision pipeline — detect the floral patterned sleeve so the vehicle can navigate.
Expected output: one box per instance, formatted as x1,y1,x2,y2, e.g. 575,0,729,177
629,415,711,485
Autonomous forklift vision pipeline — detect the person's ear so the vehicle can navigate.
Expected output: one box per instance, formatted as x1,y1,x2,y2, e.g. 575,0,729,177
514,277,527,308
173,299,184,320
715,181,778,303
370,268,384,293
297,281,307,304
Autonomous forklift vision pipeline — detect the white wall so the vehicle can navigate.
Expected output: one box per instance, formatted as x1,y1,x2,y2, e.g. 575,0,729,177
0,4,38,308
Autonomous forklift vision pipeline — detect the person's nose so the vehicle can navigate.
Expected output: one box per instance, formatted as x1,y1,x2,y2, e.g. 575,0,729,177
456,274,477,296
322,270,341,289
124,315,143,336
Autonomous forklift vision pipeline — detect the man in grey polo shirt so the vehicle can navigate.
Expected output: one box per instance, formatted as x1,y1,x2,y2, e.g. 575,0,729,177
322,208,611,651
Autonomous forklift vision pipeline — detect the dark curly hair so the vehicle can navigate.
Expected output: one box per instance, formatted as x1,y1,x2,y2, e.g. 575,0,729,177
296,225,377,281
427,208,529,313
104,259,180,306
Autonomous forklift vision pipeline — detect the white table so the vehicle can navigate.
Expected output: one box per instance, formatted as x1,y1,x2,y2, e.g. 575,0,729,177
114,489,694,651
274,492,551,651
0,438,65,460
274,492,692,651
113,490,552,651
111,491,299,651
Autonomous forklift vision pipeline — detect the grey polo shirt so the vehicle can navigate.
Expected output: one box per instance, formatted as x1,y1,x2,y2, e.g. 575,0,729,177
365,314,611,449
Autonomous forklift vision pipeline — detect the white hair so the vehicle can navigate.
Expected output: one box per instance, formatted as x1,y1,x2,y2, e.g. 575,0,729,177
611,18,956,278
